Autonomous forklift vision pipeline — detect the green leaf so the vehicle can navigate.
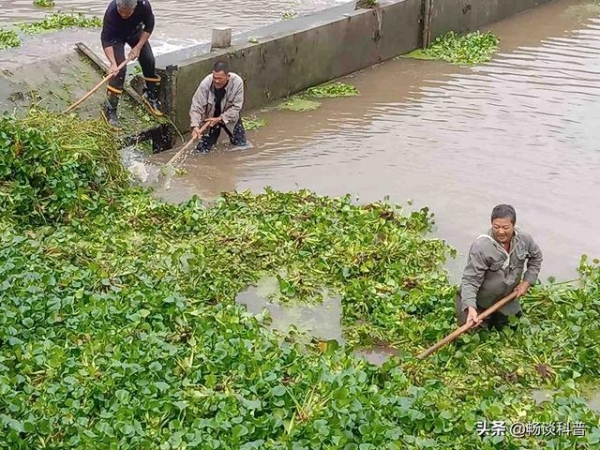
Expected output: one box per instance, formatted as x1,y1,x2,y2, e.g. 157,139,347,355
313,419,330,437
149,362,162,371
173,401,188,410
155,382,169,392
272,386,286,397
232,424,249,439
115,389,130,403
588,431,600,445
440,410,453,420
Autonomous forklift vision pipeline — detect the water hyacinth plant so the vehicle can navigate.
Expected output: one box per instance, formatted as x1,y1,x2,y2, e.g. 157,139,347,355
0,109,599,448
18,12,102,34
276,82,359,112
407,30,500,65
242,115,267,131
33,0,56,7
0,28,21,50
305,82,359,98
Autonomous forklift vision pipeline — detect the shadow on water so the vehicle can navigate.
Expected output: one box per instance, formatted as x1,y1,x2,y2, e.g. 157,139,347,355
235,275,399,366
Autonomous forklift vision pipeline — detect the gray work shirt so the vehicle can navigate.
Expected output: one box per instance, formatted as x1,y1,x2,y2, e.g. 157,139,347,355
459,227,543,316
189,72,244,135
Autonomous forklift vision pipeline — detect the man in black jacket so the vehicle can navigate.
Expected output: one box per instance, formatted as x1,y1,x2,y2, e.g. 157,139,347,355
100,0,162,130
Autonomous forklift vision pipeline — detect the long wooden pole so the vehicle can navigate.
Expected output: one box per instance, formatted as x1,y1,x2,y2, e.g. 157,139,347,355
63,57,131,114
416,291,519,359
165,122,211,168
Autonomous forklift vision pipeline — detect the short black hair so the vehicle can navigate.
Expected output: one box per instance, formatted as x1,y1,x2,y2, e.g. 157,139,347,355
212,61,229,74
491,204,516,224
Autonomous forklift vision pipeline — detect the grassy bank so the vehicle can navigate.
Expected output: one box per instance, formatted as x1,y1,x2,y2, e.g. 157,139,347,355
0,110,599,448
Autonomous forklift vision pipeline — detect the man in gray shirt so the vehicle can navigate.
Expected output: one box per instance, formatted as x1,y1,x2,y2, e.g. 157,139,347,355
189,61,246,153
456,204,543,330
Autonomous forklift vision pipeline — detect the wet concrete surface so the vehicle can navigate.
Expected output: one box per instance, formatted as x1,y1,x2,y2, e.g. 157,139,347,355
149,0,600,283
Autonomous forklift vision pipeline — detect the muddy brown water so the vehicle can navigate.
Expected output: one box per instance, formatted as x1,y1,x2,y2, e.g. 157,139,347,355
533,388,600,412
236,275,344,343
150,0,600,284
235,275,400,366
0,0,341,31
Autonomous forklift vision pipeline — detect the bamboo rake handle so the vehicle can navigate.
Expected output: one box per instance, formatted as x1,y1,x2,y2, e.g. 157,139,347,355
165,122,211,168
63,57,131,114
416,291,519,359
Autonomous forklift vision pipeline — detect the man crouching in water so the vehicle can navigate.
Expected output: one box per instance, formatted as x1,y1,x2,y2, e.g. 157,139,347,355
456,204,543,330
189,61,247,153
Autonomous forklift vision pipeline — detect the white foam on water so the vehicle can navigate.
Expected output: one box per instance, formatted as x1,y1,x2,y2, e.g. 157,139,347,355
223,140,255,152
127,161,150,183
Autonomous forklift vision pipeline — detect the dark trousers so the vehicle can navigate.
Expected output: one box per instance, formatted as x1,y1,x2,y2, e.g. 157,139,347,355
107,30,157,92
198,120,247,152
455,294,522,330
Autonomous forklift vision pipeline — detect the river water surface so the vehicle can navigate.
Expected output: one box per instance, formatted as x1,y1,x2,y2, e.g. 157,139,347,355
149,0,600,283
0,0,345,57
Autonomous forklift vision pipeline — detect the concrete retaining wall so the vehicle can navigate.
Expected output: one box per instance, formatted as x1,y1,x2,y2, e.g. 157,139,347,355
155,0,554,133
430,0,553,38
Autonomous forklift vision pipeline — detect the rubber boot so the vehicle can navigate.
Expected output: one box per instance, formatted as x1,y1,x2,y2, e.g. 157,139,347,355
142,76,163,117
101,90,121,131
194,139,212,154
